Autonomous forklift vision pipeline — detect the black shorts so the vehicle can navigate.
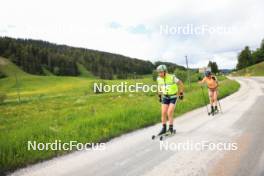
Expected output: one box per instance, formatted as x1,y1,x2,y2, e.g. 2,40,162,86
162,97,177,105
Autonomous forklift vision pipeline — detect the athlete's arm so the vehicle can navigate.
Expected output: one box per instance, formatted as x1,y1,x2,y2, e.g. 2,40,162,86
157,77,162,102
198,77,206,84
177,80,184,100
212,76,219,88
177,80,184,94
173,75,184,94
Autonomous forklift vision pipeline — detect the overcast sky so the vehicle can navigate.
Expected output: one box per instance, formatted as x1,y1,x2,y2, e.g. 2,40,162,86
1,0,264,69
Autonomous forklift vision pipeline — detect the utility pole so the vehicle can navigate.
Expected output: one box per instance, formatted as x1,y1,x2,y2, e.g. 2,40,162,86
15,73,21,103
185,55,191,88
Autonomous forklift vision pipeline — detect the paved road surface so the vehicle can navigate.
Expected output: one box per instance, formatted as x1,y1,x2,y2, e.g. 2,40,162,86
10,77,264,176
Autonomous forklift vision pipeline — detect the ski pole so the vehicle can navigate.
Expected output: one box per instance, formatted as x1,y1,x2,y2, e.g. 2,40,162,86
200,85,209,115
217,100,223,114
175,96,178,109
216,88,223,114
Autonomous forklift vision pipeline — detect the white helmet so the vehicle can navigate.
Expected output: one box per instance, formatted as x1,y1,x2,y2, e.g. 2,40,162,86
156,65,167,72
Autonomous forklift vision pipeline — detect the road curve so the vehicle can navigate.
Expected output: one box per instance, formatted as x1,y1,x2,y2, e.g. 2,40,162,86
10,77,264,176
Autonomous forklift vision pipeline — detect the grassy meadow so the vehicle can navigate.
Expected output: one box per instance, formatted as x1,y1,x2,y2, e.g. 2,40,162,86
0,57,240,174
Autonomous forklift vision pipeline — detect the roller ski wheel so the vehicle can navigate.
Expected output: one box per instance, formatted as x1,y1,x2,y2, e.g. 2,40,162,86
159,129,176,141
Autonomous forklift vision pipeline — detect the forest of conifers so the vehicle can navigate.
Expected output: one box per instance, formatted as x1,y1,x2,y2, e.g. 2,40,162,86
0,37,158,79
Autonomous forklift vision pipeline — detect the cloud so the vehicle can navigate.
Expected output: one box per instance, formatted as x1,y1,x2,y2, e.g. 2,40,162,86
109,22,122,29
127,24,149,34
0,0,264,69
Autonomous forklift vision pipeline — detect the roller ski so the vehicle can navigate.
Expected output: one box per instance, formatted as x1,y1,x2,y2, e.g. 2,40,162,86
152,125,176,141
208,105,219,116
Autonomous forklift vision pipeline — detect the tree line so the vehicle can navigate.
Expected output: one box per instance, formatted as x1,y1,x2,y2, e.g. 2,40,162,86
208,61,219,74
236,39,264,70
0,37,155,79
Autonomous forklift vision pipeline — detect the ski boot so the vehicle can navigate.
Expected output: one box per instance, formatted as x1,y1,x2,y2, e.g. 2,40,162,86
168,124,174,134
214,106,219,114
210,105,215,115
159,124,176,140
158,124,167,135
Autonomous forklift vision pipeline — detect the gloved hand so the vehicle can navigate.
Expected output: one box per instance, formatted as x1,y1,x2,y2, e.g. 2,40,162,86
179,92,184,100
158,94,162,102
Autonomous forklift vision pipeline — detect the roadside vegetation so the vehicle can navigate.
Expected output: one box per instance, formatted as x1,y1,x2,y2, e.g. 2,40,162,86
231,61,264,76
236,38,264,71
0,57,240,174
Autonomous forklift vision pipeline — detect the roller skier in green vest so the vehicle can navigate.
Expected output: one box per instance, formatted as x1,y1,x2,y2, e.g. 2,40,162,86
156,65,184,135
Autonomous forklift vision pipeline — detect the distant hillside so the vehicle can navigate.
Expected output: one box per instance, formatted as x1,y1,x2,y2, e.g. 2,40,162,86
154,61,185,72
220,69,233,74
0,57,28,77
0,37,155,79
231,61,264,76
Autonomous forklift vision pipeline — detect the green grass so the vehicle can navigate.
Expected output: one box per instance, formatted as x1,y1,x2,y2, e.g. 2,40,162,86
0,57,29,77
76,63,96,78
231,61,264,76
0,58,240,174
